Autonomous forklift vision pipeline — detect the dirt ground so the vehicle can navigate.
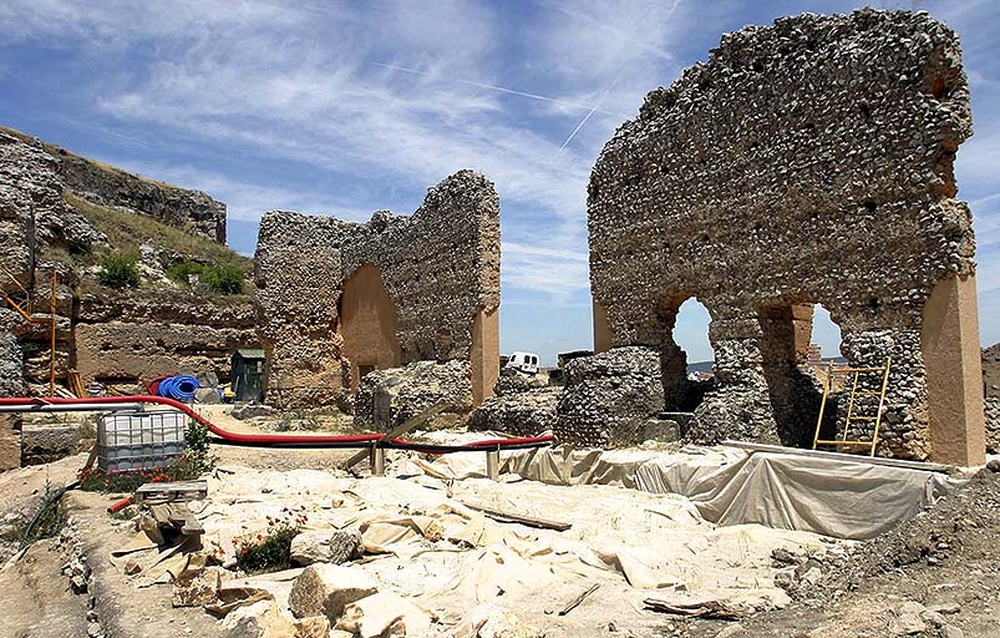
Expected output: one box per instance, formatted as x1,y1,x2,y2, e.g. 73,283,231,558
730,466,1000,638
1,404,999,637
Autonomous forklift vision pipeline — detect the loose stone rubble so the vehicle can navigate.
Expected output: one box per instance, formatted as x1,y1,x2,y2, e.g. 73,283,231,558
353,359,473,428
587,10,984,463
255,170,501,410
467,385,560,438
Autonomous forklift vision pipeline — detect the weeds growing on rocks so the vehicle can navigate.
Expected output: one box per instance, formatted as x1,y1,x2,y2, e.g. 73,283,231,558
232,507,307,574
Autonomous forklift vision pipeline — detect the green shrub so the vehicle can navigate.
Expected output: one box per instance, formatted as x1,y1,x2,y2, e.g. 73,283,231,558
166,260,244,295
97,252,140,289
203,262,244,294
164,260,206,284
182,418,217,475
233,508,307,574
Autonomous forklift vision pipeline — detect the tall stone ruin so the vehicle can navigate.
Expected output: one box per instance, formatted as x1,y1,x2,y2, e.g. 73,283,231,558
254,170,501,410
588,10,985,464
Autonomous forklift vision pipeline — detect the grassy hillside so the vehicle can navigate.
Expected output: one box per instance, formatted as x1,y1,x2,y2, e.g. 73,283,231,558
62,192,253,296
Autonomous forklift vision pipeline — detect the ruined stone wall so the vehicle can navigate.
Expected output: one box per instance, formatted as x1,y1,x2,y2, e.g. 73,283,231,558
0,131,104,286
255,170,501,409
0,311,24,469
1,131,103,389
74,290,259,385
588,10,983,463
255,213,353,407
984,343,1000,453
1,126,226,243
556,346,665,447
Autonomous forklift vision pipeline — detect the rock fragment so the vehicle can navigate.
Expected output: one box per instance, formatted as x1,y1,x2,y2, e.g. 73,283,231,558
288,563,378,621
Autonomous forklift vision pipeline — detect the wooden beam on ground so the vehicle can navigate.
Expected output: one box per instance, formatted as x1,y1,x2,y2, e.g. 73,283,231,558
342,402,452,472
457,499,572,532
147,502,204,536
134,480,208,504
559,583,600,616
721,440,953,473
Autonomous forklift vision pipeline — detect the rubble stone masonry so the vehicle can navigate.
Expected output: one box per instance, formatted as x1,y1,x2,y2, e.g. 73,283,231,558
588,10,984,463
255,170,500,409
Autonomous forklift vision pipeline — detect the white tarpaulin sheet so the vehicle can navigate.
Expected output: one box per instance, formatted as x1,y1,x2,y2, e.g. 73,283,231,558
501,445,959,539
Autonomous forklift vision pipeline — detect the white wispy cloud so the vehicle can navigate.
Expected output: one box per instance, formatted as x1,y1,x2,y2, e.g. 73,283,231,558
1,0,695,301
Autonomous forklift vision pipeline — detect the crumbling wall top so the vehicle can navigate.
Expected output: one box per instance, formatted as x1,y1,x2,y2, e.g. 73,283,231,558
589,9,974,340
254,170,500,407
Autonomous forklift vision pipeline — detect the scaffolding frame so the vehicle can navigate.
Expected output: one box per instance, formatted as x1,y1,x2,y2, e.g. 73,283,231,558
0,264,57,394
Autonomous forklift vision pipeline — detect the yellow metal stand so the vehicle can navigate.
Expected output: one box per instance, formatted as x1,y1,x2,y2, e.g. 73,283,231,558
812,357,891,457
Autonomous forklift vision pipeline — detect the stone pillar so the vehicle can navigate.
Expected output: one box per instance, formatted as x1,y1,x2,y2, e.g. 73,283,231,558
592,299,612,353
470,307,499,406
921,273,986,466
690,314,780,445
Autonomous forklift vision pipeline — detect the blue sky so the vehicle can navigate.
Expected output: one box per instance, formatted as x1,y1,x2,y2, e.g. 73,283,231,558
1,0,997,366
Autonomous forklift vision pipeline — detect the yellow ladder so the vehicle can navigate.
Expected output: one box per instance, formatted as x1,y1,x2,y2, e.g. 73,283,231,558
812,357,891,457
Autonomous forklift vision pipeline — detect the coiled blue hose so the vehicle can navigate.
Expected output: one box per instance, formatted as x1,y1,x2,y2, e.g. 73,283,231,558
156,374,200,402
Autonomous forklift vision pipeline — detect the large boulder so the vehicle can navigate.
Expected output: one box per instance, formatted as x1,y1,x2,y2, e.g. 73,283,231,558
494,367,547,396
467,387,561,437
288,564,378,622
354,360,473,429
334,592,432,638
553,346,665,448
290,529,363,566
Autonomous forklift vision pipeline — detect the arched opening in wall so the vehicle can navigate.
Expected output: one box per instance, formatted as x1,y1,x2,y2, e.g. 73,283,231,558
810,305,843,361
758,302,842,448
339,264,402,393
660,296,714,412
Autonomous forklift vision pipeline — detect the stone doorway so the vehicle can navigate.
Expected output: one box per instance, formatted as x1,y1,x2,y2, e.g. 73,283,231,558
339,264,402,392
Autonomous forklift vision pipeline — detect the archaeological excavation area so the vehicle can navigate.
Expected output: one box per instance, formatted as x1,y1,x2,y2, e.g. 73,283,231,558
1,8,999,638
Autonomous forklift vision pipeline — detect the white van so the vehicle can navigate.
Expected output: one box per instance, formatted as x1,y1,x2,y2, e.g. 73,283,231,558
504,351,539,375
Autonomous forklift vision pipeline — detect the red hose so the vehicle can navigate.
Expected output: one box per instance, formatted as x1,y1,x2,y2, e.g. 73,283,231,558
0,395,554,450
107,495,133,514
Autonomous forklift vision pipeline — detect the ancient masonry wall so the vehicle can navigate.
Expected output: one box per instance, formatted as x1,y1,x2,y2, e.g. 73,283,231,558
588,10,984,463
984,344,1000,453
255,170,501,409
73,291,259,386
